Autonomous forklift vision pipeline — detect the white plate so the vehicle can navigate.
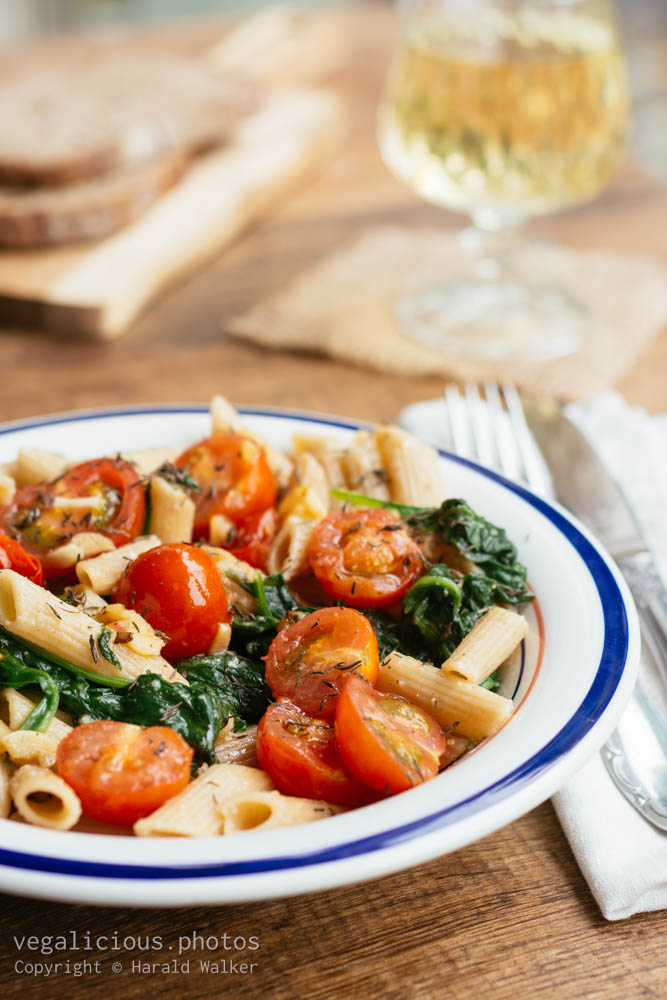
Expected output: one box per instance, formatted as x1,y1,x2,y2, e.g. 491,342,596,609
0,405,640,907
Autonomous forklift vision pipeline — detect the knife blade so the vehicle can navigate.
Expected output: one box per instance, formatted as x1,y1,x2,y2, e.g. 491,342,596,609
523,394,667,831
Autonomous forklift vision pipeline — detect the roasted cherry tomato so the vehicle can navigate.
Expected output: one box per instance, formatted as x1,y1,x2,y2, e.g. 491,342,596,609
308,509,424,610
265,607,379,718
335,675,446,794
0,457,145,579
256,700,372,807
174,433,276,540
57,720,193,826
224,507,278,572
113,543,229,661
0,532,43,585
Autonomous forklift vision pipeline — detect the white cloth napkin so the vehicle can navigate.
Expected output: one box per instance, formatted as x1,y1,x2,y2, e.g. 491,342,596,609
552,392,667,921
398,390,667,920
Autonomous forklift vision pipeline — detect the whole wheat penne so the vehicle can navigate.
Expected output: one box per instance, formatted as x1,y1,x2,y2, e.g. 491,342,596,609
14,448,67,486
214,724,259,768
341,430,390,500
218,790,342,834
0,570,184,685
267,516,316,580
293,452,330,510
209,393,293,489
149,475,195,543
10,765,82,830
0,757,10,819
378,651,513,741
443,606,529,684
0,472,15,505
208,622,232,654
134,764,274,837
120,448,179,477
374,426,445,506
201,546,262,615
0,730,60,768
75,535,161,593
292,434,347,490
46,532,115,571
1,688,73,740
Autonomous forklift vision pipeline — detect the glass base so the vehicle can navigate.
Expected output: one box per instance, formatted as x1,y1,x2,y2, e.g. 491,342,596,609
395,280,585,362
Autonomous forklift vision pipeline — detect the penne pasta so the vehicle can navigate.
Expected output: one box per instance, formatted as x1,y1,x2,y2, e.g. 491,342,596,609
209,394,293,489
218,790,342,834
0,472,15,505
0,570,184,685
1,688,73,740
374,426,445,506
293,452,330,510
442,606,529,684
267,516,317,580
0,730,61,768
46,532,115,572
75,535,161,594
214,724,259,768
14,448,68,487
201,546,261,615
292,434,347,490
134,763,274,837
378,651,514,741
0,757,11,819
208,622,232,654
120,448,179,477
341,430,390,500
9,765,82,830
149,475,195,544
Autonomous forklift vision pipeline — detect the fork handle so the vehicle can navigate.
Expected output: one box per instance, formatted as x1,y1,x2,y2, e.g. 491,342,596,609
617,551,667,683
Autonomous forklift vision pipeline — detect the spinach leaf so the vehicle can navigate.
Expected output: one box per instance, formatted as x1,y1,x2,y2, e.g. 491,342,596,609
0,632,60,732
231,573,308,659
0,627,269,763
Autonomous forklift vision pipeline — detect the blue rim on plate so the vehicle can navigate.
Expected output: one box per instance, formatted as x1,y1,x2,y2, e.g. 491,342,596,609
0,406,629,881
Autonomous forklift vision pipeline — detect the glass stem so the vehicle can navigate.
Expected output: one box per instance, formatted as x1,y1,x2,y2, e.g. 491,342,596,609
459,211,524,282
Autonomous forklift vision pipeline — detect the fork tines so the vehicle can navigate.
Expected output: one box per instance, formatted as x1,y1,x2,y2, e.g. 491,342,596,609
442,382,554,495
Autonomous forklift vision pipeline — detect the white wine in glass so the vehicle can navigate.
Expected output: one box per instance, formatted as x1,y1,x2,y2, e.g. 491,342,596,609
378,0,628,361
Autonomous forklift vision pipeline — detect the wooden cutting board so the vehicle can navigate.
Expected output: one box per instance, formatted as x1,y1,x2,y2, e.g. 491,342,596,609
0,8,344,339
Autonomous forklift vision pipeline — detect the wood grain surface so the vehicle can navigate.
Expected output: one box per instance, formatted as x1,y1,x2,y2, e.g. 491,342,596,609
0,5,666,1000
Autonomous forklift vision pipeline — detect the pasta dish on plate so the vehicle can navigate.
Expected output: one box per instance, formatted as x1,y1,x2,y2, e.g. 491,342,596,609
0,396,535,838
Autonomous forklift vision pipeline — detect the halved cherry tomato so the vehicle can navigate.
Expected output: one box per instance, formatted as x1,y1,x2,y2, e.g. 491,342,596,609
0,532,43,585
265,607,379,718
335,675,446,794
308,509,424,610
57,720,193,826
0,457,146,579
256,700,373,807
174,433,277,540
113,543,229,661
225,507,278,572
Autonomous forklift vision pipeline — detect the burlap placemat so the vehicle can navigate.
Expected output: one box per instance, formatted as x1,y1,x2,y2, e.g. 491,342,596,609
227,226,667,400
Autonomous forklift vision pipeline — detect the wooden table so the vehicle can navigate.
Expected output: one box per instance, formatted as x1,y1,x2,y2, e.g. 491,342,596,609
1,6,666,999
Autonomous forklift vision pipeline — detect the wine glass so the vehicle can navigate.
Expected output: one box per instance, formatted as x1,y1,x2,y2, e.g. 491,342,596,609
378,0,629,361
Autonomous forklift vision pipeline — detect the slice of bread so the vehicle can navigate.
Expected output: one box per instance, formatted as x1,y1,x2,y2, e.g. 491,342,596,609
0,153,186,247
0,57,256,189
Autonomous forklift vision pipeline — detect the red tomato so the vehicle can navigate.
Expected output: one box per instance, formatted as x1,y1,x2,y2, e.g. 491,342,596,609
256,701,372,807
113,543,229,661
0,532,43,585
335,675,446,794
225,507,278,572
0,457,146,579
308,509,424,610
56,720,193,826
265,607,379,718
175,433,277,540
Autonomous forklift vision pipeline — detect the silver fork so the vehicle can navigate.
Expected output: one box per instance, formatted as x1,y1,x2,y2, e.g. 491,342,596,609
440,381,667,832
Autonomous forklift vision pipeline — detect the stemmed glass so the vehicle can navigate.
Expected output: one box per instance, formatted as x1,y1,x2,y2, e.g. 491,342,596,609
378,0,629,361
